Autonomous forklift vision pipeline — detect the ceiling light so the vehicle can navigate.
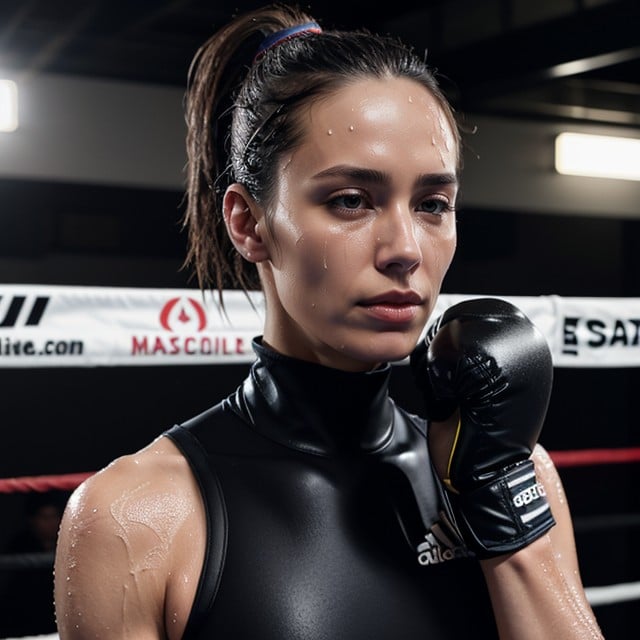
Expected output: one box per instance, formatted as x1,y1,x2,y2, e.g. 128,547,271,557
0,79,18,132
555,132,640,181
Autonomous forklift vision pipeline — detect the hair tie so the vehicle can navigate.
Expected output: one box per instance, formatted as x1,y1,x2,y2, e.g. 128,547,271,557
254,22,322,61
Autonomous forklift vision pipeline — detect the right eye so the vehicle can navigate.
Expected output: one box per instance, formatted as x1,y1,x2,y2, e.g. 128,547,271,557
328,192,370,211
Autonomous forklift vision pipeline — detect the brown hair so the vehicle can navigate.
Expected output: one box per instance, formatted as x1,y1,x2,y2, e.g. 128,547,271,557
182,2,462,299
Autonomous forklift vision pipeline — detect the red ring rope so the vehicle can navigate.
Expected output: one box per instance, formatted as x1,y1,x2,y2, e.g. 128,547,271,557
0,447,639,494
0,472,93,494
549,447,640,468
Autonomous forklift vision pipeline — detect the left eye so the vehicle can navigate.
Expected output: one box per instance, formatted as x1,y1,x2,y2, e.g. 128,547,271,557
418,198,450,215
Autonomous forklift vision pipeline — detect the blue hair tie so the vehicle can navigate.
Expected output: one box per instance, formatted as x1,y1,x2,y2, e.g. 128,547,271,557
254,22,322,61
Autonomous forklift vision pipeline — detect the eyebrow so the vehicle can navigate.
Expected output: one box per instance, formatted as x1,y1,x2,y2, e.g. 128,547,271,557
311,165,458,189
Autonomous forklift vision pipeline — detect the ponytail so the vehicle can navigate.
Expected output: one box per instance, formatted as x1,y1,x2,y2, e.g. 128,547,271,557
182,4,316,297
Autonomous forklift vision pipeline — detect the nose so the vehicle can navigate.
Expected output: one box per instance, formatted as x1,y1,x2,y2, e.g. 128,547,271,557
374,206,422,273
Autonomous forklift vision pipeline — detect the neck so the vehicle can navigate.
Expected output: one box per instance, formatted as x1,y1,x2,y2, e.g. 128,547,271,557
232,337,395,456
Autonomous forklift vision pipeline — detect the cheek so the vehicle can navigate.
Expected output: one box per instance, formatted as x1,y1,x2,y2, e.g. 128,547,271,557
292,225,363,286
422,223,457,277
441,229,458,270
272,236,328,301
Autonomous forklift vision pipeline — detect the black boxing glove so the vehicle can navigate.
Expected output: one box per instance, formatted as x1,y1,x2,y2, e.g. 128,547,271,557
410,297,556,558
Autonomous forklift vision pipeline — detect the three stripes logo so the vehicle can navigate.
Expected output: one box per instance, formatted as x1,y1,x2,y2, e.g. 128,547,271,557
0,295,49,328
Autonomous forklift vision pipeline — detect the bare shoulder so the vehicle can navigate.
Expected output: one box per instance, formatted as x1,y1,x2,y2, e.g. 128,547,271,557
62,434,199,540
55,435,205,639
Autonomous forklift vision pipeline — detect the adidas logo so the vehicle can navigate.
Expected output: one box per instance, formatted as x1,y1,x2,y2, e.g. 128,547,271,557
416,532,468,566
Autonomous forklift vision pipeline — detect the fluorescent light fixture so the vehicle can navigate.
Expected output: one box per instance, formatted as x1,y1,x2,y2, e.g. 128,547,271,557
0,79,18,132
555,132,640,181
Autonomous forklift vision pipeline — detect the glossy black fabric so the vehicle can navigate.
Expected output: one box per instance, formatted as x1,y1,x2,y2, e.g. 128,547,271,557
166,338,498,640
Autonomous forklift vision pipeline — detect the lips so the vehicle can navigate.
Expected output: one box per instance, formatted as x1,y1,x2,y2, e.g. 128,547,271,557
358,291,424,324
359,290,424,307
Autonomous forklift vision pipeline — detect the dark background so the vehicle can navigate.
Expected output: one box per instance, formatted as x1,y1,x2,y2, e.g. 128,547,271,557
1,0,639,637
1,0,638,126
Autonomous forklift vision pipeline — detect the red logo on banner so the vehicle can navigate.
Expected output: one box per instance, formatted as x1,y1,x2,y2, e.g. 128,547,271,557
130,296,246,357
159,297,207,332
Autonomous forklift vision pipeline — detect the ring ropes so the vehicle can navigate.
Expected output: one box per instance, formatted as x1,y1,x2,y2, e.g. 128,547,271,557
1,446,640,610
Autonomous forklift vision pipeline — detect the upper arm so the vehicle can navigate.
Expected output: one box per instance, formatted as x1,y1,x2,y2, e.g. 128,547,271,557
531,444,583,581
54,457,169,639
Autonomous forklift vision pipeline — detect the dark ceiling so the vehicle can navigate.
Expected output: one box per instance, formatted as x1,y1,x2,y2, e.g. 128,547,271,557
0,0,639,128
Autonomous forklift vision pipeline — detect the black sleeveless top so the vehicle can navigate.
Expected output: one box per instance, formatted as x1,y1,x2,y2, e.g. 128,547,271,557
166,338,498,640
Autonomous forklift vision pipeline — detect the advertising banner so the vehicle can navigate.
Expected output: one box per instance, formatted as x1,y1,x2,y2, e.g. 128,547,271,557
0,285,264,367
0,285,638,368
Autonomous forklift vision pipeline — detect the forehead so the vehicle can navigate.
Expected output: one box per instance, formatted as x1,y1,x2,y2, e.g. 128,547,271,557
289,76,458,176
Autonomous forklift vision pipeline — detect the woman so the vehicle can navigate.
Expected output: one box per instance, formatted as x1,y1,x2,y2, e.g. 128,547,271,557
54,4,603,639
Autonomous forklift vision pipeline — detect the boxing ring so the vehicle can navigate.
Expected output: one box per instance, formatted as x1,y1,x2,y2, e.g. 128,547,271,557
1,285,639,639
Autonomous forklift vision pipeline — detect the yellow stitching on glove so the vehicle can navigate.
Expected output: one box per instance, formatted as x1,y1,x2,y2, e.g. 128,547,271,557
444,417,462,494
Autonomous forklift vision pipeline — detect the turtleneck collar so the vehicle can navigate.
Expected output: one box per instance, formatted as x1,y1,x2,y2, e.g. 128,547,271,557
230,337,395,456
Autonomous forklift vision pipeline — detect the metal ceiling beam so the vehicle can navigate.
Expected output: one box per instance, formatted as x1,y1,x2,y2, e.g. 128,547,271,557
431,0,640,105
20,1,102,79
0,0,38,48
545,46,640,81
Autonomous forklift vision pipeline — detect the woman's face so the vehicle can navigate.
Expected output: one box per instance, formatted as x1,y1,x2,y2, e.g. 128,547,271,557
257,76,458,371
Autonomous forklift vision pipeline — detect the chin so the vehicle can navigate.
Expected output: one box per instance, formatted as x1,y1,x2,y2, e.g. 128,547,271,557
354,333,418,365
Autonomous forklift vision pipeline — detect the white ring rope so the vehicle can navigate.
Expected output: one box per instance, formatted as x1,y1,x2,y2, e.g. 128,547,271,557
4,582,640,640
585,580,640,606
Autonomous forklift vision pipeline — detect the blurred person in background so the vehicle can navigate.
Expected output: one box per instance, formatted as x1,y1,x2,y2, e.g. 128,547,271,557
0,490,67,637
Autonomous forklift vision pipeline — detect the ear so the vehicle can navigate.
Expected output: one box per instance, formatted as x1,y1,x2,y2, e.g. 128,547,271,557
223,184,270,263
